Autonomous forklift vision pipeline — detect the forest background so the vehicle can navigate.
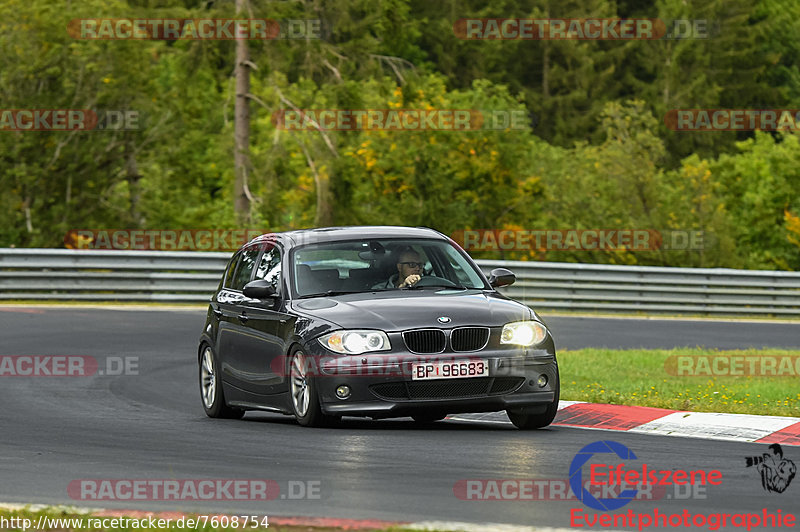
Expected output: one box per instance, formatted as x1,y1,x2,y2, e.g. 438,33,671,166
3,0,800,270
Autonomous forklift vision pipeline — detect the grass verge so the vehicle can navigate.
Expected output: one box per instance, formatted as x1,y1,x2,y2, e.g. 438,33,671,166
558,348,800,417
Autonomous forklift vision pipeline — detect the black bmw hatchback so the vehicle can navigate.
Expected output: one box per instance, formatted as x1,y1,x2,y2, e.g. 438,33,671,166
198,226,559,429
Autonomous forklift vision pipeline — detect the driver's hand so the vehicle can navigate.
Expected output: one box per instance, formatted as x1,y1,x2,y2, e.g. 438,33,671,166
400,274,421,288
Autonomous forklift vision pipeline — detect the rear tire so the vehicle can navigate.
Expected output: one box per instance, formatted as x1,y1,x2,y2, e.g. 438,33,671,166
199,345,245,419
289,348,339,427
507,373,559,429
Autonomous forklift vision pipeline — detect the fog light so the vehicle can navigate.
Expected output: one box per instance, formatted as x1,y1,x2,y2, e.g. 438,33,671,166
537,375,548,387
335,385,351,399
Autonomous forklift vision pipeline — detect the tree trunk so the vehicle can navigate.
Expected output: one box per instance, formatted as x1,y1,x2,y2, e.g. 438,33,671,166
234,0,252,224
126,143,143,226
542,5,550,98
23,195,33,234
314,171,333,227
542,40,550,98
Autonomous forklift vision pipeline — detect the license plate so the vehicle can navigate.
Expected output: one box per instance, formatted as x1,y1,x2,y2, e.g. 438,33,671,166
411,359,489,380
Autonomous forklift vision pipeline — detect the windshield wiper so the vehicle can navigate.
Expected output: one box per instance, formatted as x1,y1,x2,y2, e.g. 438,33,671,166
297,290,366,299
406,284,470,290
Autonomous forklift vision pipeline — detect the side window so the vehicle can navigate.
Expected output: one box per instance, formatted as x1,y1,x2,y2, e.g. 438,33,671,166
223,253,239,289
440,246,471,284
442,245,485,287
254,246,282,292
231,247,260,290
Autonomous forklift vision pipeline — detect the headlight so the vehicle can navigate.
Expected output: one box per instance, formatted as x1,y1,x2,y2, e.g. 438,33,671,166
500,321,548,346
318,330,391,355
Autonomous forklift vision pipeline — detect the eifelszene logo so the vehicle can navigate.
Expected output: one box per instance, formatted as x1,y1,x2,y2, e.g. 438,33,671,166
745,444,796,494
569,441,639,511
569,440,721,512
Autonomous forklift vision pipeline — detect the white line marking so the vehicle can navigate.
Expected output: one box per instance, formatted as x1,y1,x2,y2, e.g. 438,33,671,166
628,411,800,442
0,503,100,514
446,401,584,424
446,404,800,446
541,313,800,324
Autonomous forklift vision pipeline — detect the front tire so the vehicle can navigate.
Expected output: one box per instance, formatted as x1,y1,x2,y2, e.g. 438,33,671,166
289,349,339,427
506,374,559,429
200,345,245,419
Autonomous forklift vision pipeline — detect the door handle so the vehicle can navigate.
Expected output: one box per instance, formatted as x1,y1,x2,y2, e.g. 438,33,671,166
237,313,249,323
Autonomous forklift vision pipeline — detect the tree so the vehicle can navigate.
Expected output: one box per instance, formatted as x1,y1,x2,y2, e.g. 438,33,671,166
0,0,172,246
710,132,800,269
233,0,253,224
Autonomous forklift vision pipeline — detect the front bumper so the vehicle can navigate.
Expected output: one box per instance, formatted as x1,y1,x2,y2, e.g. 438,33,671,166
303,339,558,419
320,390,556,418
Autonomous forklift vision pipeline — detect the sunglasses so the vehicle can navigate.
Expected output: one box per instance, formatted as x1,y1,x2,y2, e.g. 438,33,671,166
398,261,423,268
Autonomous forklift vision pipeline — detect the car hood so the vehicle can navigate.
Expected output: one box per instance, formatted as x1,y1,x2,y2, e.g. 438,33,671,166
290,290,534,331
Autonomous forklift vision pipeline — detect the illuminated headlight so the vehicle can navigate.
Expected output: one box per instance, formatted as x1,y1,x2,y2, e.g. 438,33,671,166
318,330,391,355
500,321,548,347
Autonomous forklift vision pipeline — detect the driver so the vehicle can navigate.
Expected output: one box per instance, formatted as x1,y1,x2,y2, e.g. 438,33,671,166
373,247,423,289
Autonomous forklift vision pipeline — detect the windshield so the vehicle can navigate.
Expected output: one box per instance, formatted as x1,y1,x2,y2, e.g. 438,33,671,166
292,238,488,297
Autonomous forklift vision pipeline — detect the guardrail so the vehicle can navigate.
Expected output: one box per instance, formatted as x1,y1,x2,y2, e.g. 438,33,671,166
1,249,800,316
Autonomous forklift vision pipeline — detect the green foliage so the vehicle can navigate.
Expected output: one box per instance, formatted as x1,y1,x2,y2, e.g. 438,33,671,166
2,0,800,272
334,77,545,233
709,132,800,269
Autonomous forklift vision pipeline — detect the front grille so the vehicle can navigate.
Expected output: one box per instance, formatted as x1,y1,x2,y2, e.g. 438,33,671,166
407,378,490,399
489,377,525,395
370,376,525,401
370,382,407,399
403,329,446,354
451,327,490,351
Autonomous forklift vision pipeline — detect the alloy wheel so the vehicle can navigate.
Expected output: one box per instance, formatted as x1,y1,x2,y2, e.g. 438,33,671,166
291,353,310,416
201,347,216,409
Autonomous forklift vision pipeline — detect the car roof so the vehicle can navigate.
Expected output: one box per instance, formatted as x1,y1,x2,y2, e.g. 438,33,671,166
247,226,449,248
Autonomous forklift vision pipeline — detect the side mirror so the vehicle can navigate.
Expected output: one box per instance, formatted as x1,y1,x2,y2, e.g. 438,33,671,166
243,279,277,299
488,268,515,288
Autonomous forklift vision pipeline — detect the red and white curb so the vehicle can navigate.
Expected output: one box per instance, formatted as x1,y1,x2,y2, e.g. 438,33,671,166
0,504,589,532
448,401,800,446
405,523,588,532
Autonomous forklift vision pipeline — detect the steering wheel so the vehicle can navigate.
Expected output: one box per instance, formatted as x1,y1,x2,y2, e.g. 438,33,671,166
412,275,458,288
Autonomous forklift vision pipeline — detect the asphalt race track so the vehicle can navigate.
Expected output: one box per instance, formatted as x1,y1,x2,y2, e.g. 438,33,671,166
1,307,799,529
